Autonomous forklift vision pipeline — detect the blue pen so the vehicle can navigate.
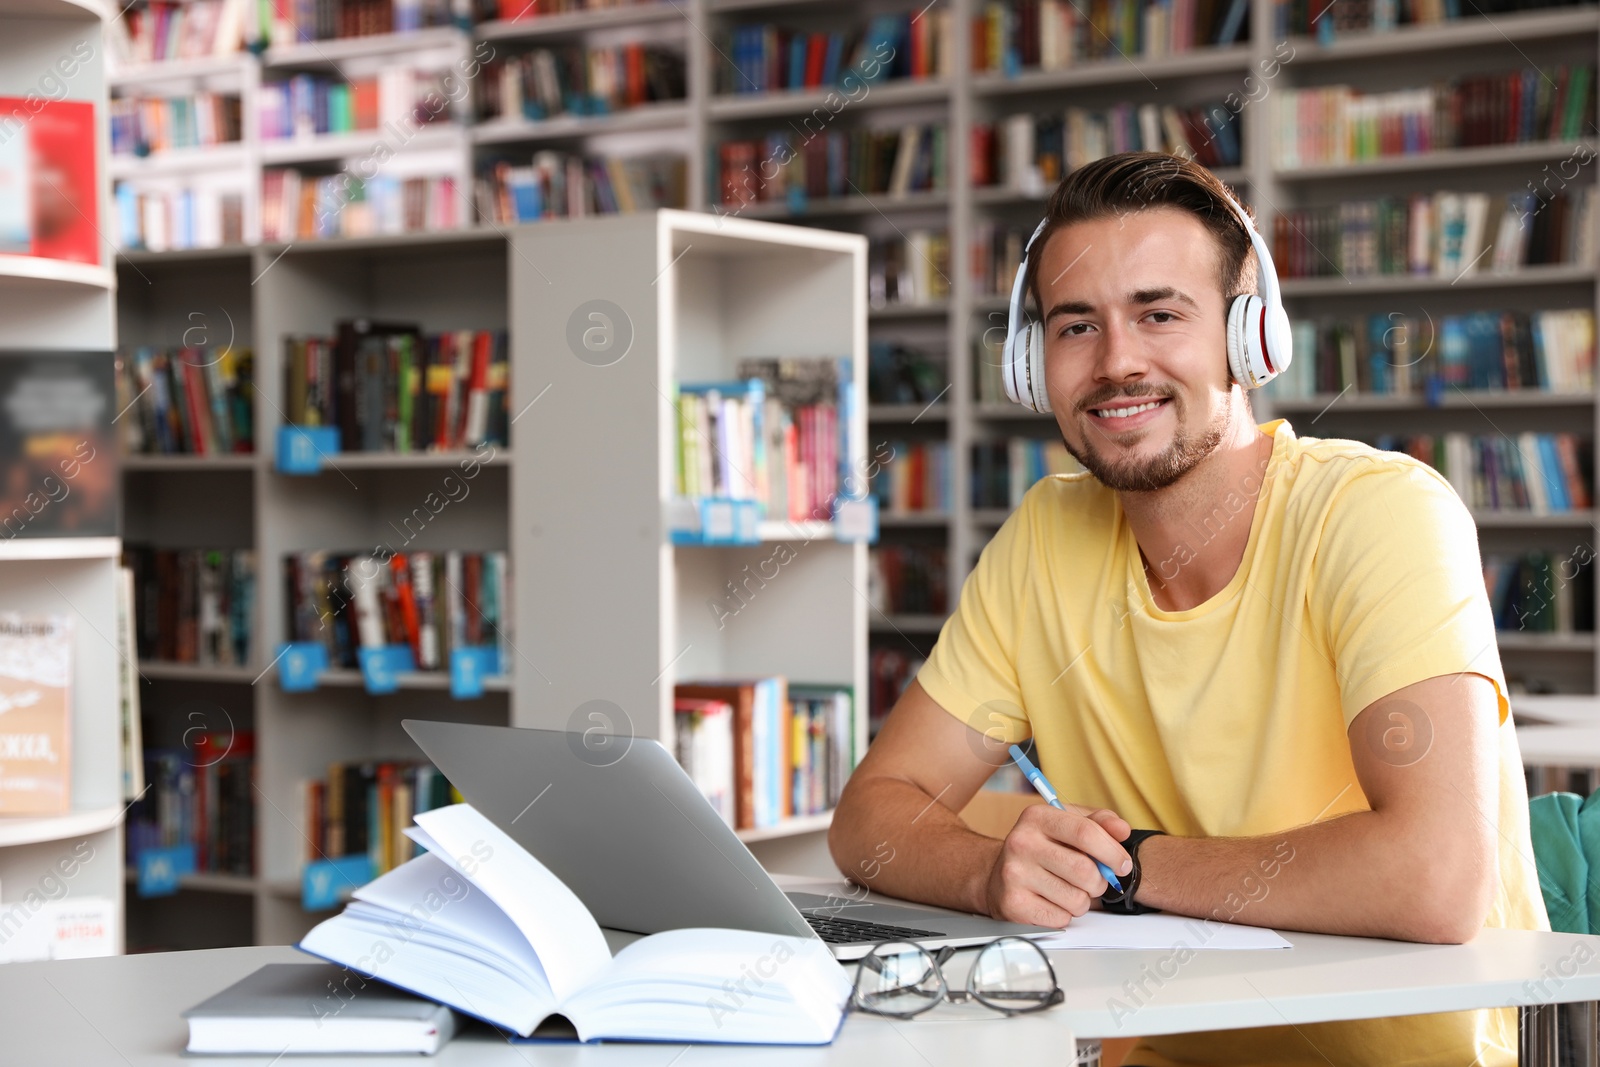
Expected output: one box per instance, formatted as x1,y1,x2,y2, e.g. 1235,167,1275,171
1009,744,1124,892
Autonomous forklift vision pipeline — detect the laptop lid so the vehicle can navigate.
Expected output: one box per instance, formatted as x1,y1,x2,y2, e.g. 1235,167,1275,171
401,718,815,941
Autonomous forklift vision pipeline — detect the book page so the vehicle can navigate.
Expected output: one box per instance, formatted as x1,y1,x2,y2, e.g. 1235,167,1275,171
412,805,611,1001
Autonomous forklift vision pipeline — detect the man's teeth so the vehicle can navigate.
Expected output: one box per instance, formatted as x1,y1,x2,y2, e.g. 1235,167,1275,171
1094,400,1164,418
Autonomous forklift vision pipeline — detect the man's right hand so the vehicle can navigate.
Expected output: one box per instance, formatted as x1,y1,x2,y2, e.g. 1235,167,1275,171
984,803,1134,927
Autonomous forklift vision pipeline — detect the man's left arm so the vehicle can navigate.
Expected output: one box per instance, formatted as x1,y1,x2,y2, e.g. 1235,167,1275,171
1133,671,1501,944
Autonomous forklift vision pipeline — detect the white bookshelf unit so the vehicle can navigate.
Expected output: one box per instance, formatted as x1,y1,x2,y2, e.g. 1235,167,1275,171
0,0,127,960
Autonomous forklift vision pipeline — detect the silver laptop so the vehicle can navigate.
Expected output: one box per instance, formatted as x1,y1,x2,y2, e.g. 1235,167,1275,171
401,719,1048,960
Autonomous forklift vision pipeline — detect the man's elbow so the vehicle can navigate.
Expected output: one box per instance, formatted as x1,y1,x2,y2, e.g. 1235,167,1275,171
1405,847,1498,944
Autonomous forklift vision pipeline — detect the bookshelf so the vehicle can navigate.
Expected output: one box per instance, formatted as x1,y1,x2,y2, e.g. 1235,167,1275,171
105,0,1600,946
0,0,127,962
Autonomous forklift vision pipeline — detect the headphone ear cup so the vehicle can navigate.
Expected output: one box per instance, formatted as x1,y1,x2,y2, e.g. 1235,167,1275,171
1227,293,1274,389
1026,324,1051,413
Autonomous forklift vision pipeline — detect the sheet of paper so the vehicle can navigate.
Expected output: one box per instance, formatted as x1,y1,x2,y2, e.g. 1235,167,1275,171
1027,911,1292,950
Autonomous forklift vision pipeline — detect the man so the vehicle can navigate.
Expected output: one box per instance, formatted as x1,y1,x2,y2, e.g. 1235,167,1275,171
830,151,1548,1065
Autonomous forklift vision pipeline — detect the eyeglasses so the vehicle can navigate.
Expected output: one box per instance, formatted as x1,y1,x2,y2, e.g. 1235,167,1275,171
851,936,1065,1019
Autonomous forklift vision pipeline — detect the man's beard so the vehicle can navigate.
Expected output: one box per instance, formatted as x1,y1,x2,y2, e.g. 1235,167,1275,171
1061,390,1227,493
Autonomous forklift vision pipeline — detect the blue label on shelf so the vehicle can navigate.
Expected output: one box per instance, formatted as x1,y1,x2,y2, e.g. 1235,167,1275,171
277,642,328,692
276,426,341,474
303,854,374,911
359,645,415,695
833,498,878,543
136,844,196,898
450,646,501,700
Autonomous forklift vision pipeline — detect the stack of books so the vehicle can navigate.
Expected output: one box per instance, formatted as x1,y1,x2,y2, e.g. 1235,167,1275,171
868,340,947,406
478,42,686,121
869,545,948,615
116,346,255,455
128,732,256,877
972,438,1082,509
1275,64,1596,169
1274,189,1599,278
1270,308,1596,399
972,100,1242,190
870,231,952,306
114,185,247,251
282,325,508,453
108,0,252,65
125,546,256,667
718,11,952,95
476,152,685,223
492,0,657,16
269,0,460,44
1485,550,1594,635
298,760,458,873
872,441,951,514
259,70,457,141
283,549,511,674
972,0,1251,74
674,679,855,831
1373,432,1593,514
867,647,924,738
261,169,463,240
110,92,242,156
1277,0,1590,39
713,124,947,207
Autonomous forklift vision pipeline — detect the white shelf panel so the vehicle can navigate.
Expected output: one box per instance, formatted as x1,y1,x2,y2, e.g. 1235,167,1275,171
309,668,512,692
974,166,1249,204
757,520,835,541
260,124,466,165
0,805,123,848
1498,632,1599,653
878,511,951,527
1280,263,1597,296
263,26,467,67
476,3,683,40
972,43,1251,95
108,53,251,88
123,868,259,895
869,403,948,422
122,453,259,471
0,537,120,561
1277,140,1600,180
735,810,832,843
870,301,951,320
472,102,689,144
1266,390,1595,412
282,449,509,471
0,0,105,17
870,614,946,634
111,142,249,181
708,78,951,120
733,189,950,219
1473,510,1598,529
0,255,113,290
1287,7,1600,64
138,661,259,683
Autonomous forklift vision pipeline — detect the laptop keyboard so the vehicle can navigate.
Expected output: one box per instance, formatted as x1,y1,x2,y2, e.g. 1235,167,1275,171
802,913,945,944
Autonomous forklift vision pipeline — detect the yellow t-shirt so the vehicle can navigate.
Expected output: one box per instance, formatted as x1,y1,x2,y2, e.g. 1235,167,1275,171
917,418,1549,1067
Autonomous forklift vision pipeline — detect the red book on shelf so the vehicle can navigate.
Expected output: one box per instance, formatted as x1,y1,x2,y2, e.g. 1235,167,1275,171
970,14,988,73
390,554,422,664
0,98,98,265
804,33,826,88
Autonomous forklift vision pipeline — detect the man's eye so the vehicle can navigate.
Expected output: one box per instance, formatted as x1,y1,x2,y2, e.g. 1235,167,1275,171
1147,311,1177,324
1061,322,1093,337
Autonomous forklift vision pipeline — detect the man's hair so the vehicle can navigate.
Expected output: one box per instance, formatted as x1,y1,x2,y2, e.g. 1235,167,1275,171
1026,151,1258,314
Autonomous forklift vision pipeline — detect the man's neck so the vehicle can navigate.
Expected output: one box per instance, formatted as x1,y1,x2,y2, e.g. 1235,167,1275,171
1121,420,1275,613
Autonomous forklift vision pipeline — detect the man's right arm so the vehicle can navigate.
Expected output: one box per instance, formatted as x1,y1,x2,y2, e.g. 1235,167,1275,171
827,679,1132,926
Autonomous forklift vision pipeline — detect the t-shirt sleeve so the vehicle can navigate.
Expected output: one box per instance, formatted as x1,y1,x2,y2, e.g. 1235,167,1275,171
1310,458,1511,730
915,489,1035,746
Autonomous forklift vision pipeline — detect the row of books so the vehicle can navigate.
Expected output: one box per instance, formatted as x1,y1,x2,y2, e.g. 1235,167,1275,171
110,93,242,157
113,183,246,252
867,647,923,739
108,0,251,66
675,358,854,523
971,221,1031,298
869,545,948,616
125,546,256,667
283,325,508,453
1274,65,1596,169
273,0,460,44
478,43,685,122
974,103,1242,193
973,438,1082,509
1267,309,1595,399
674,679,856,830
873,441,952,515
490,0,653,17
868,341,946,406
973,0,1250,75
1272,189,1599,279
284,550,511,673
718,12,953,96
870,231,953,308
476,153,685,224
1486,549,1594,636
118,345,256,456
298,760,459,873
714,125,947,208
261,169,464,241
1375,433,1593,515
128,735,256,878
258,70,454,141
1276,0,1591,39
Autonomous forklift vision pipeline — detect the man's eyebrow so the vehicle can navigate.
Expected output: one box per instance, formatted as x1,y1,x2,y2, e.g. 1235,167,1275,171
1043,287,1201,322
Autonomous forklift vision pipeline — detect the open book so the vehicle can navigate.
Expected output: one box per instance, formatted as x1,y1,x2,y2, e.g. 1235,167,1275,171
298,803,850,1044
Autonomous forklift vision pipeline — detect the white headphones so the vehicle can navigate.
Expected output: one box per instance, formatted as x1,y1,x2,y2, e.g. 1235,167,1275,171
1001,189,1293,413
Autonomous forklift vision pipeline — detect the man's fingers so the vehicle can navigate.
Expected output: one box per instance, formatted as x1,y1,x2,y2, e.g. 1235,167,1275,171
992,861,1092,926
1025,805,1133,878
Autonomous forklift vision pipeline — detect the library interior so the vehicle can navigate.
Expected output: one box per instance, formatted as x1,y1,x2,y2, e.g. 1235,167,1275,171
7,0,1600,1062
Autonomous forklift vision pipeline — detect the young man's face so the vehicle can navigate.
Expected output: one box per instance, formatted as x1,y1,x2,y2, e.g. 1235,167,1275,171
1035,206,1241,493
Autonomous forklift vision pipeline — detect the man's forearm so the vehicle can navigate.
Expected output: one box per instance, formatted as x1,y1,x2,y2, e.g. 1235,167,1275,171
828,777,1003,915
1136,809,1492,944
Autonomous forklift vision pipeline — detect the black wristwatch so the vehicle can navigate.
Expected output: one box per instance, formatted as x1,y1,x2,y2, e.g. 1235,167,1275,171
1101,829,1166,915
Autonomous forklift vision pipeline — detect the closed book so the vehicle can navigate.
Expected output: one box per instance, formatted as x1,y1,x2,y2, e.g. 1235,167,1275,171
183,962,457,1054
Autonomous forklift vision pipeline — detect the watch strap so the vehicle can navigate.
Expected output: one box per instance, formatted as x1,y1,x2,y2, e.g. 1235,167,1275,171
1100,829,1166,915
